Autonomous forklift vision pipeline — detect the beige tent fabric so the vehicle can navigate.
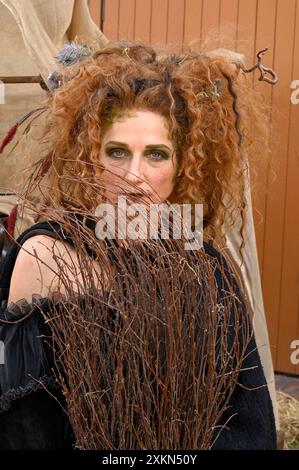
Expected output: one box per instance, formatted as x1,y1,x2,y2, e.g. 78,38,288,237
222,169,279,431
0,0,108,81
0,0,108,195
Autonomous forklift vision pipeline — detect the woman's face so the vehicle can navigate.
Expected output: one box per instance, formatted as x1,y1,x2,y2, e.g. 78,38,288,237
98,110,178,203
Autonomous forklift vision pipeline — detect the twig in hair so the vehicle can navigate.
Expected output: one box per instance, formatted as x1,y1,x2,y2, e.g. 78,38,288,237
238,48,278,85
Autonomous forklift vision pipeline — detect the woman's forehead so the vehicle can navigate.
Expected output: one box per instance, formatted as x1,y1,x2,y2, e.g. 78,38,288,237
101,110,173,147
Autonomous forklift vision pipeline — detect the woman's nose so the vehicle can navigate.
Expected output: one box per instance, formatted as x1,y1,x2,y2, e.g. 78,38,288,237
125,155,144,184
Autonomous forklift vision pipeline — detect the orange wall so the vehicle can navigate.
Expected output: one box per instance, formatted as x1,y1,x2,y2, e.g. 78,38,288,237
89,0,299,375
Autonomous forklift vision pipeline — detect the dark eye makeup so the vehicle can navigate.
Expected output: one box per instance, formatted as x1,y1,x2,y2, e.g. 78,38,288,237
144,149,169,160
104,144,171,161
106,147,128,159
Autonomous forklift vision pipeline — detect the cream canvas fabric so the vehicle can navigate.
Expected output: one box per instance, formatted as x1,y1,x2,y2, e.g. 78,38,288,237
223,169,279,431
0,0,108,195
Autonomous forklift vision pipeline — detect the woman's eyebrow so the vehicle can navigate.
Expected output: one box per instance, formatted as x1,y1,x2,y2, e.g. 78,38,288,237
105,141,172,152
105,141,129,147
145,144,172,152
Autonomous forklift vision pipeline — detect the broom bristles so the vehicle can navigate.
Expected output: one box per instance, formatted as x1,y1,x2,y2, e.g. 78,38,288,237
12,176,254,450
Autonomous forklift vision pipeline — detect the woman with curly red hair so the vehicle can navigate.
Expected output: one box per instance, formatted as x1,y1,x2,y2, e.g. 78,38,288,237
0,43,277,449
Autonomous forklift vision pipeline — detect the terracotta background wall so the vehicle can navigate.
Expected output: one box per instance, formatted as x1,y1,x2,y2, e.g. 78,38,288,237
89,0,299,375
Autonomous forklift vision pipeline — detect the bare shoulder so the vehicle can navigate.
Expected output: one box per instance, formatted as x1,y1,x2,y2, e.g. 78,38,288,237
8,234,103,305
7,235,79,304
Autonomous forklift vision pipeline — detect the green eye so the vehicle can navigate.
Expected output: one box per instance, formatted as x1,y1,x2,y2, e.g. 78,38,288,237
147,150,169,161
107,148,128,159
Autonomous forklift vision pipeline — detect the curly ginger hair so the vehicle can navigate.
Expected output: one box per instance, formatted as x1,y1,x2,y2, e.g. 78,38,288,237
31,42,269,253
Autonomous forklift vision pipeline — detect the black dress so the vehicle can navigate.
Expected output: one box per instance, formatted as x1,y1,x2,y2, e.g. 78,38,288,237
0,217,277,450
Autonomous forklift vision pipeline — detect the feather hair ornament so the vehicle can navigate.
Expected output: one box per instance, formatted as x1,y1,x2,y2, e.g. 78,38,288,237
47,42,93,91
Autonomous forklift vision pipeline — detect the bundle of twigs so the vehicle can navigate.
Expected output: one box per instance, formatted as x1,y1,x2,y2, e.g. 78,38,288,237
27,195,253,450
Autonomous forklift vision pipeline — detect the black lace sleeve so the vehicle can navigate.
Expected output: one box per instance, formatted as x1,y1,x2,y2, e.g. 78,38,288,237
0,295,75,450
0,295,59,411
0,218,77,450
